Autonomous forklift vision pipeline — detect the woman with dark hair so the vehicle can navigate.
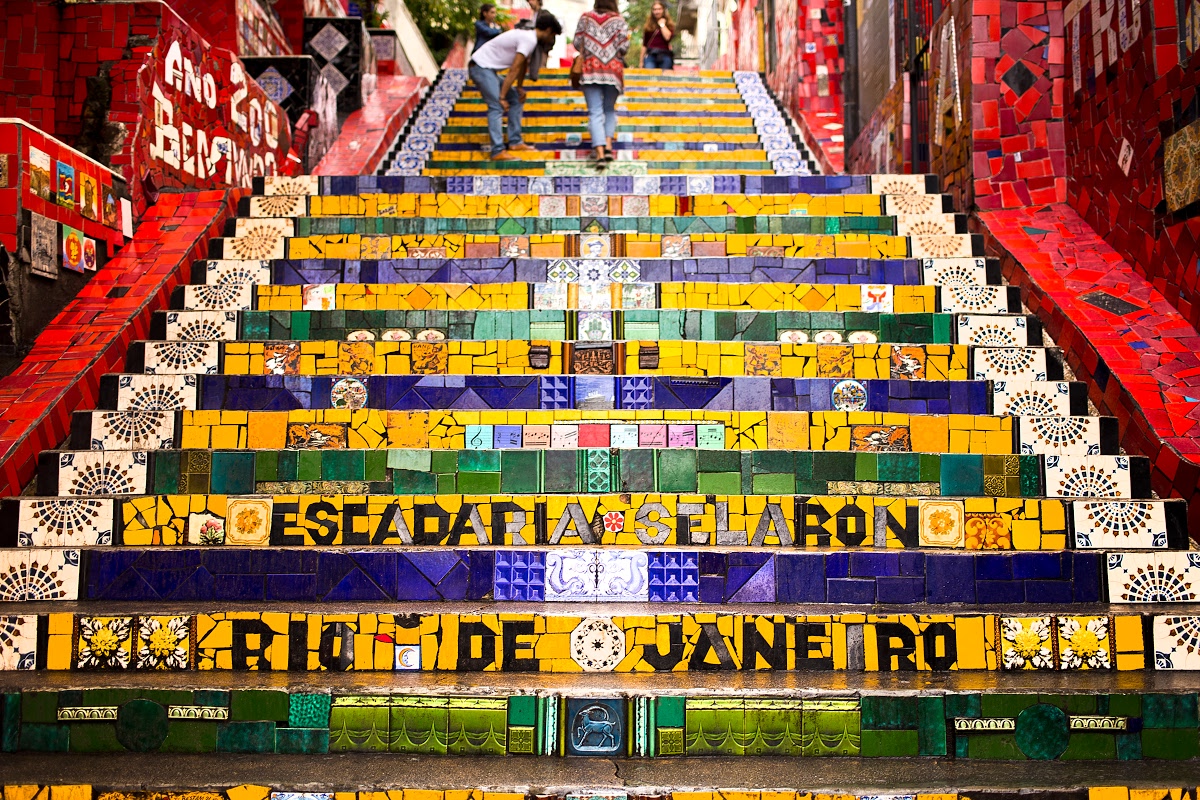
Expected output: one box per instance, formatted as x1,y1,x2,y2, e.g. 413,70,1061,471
642,1,674,70
573,0,631,163
473,3,502,52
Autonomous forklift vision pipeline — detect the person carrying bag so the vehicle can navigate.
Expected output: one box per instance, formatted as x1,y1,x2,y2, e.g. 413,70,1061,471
573,0,630,164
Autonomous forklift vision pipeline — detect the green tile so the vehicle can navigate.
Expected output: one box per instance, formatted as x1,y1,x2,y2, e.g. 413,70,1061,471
657,449,698,492
940,454,983,495
656,696,685,728
152,450,181,494
1060,732,1116,760
801,709,860,756
981,694,1037,718
276,450,298,481
81,689,138,705
966,733,1025,759
448,706,506,755
68,723,122,752
330,706,389,752
458,472,501,493
211,451,256,494
1108,694,1142,717
944,693,981,719
216,721,276,753
919,454,942,482
161,721,219,752
19,723,69,752
543,450,579,493
1140,728,1199,759
393,469,438,493
745,707,803,756
2,693,20,752
854,452,879,481
230,690,289,722
254,451,279,482
436,473,457,493
322,449,364,481
460,449,501,472
430,450,459,473
390,449,433,472
685,706,744,755
275,728,329,754
21,692,59,723
508,695,537,727
861,729,918,756
861,696,917,729
916,696,947,756
296,449,323,481
289,694,331,728
365,450,388,481
698,449,740,473
877,453,919,482
752,472,794,494
390,705,447,754
501,450,541,493
751,450,792,473
1142,694,1198,728
1116,732,1142,760
698,472,741,494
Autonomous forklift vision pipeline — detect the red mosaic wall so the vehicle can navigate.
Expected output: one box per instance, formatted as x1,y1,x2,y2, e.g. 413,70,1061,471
1065,0,1200,325
927,0,974,211
0,1,291,220
766,0,846,171
0,123,127,257
845,74,909,174
169,0,294,57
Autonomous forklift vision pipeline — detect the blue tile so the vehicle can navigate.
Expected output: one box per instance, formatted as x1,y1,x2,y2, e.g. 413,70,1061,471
775,553,826,602
975,580,1025,604
1012,551,1063,579
926,555,976,603
826,578,877,604
875,576,926,604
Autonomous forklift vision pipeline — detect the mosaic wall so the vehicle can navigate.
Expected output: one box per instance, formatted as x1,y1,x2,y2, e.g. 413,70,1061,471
2,689,1200,756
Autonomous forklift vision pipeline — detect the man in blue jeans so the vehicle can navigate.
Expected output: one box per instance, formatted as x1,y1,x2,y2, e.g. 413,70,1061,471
469,11,562,160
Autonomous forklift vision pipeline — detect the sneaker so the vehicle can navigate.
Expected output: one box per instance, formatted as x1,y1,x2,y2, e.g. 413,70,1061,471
489,151,513,160
507,143,537,152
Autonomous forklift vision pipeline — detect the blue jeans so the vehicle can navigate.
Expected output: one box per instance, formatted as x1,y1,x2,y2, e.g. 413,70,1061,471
643,49,673,69
469,62,524,155
582,83,619,149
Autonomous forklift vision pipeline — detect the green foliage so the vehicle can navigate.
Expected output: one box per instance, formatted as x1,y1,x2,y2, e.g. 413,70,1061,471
622,0,680,65
407,0,487,62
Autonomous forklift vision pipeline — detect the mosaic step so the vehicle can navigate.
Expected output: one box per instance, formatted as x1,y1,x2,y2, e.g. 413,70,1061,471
185,282,1005,314
90,375,1013,414
6,494,1184,551
259,173,941,197
190,257,1001,289
4,690,1200,759
120,344,1057,383
73,547,1111,604
217,310,970,344
141,408,1096,453
34,450,1145,499
253,212,967,238
245,191,957,218
1,609,1198,672
2,789,1196,800
211,232,984,262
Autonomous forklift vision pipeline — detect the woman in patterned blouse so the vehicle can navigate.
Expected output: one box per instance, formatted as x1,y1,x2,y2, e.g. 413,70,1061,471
573,0,631,163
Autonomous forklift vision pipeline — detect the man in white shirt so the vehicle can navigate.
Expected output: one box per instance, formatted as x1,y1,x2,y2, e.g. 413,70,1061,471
469,10,562,160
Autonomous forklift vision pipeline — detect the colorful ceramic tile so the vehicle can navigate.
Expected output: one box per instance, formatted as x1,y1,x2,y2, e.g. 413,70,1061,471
143,342,220,375
78,172,99,221
56,161,75,208
17,497,114,546
29,211,58,279
164,311,239,341
116,375,198,411
1107,552,1200,603
225,498,273,546
1072,500,1169,548
1153,615,1200,670
1044,456,1132,498
55,450,148,496
62,225,85,273
28,145,52,200
0,615,38,670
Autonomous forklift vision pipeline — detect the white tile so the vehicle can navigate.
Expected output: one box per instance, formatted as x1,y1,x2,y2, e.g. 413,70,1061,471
0,615,38,670
885,194,941,215
90,410,175,450
56,450,148,496
974,348,1049,381
957,314,1031,347
164,311,239,341
17,498,114,546
261,175,319,195
1072,500,1169,548
992,381,1073,416
1019,416,1102,455
116,374,198,411
181,283,253,311
894,215,958,236
203,259,272,285
1044,455,1133,498
248,195,306,217
941,285,1010,314
235,217,294,237
921,257,988,286
221,223,287,260
871,174,931,195
545,549,648,601
142,341,220,375
1152,616,1200,670
909,233,972,259
1107,552,1200,603
0,549,80,601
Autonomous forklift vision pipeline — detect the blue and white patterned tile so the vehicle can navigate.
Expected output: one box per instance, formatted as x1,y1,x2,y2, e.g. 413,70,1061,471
165,311,239,342
647,551,700,602
1107,552,1200,603
17,497,114,546
494,551,545,601
90,410,175,450
1072,500,1169,549
116,375,198,411
0,615,38,670
143,341,219,375
1018,415,1102,455
1153,615,1200,670
993,381,1073,416
975,348,1048,381
0,548,80,601
56,450,148,496
546,549,648,601
1044,455,1132,498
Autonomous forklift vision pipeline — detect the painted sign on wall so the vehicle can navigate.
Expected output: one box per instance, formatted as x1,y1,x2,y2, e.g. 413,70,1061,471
132,17,291,213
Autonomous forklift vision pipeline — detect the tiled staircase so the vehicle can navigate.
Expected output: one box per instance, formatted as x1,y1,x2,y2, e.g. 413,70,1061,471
3,67,1200,791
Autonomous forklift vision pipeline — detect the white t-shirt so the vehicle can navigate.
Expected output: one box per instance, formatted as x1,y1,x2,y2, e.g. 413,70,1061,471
471,29,539,70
